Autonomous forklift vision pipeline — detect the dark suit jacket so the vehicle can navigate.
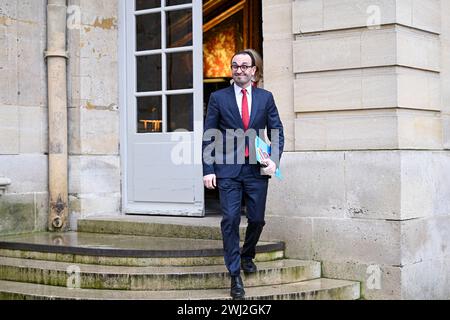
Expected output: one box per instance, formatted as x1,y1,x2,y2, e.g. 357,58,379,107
202,85,284,179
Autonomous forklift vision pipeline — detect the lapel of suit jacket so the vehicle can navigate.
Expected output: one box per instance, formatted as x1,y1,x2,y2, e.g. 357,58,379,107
248,87,259,129
227,85,244,129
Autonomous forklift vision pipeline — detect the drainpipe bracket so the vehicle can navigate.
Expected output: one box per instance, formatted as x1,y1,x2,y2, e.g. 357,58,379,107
44,50,69,59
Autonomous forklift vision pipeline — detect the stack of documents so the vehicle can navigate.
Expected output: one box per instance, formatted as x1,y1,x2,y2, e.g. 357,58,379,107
255,136,282,180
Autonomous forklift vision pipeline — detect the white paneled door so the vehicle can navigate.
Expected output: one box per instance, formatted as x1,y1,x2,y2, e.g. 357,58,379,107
121,0,204,216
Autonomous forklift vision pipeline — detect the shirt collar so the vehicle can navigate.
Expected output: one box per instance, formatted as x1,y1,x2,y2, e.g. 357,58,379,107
234,83,252,96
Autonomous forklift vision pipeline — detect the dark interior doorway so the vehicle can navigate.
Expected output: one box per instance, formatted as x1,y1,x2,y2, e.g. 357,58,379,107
202,0,263,215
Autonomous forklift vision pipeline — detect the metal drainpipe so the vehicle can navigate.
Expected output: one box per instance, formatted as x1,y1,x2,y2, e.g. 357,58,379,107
45,0,69,231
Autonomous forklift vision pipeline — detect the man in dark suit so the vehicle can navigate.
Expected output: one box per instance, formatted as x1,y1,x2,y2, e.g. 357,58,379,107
202,50,284,299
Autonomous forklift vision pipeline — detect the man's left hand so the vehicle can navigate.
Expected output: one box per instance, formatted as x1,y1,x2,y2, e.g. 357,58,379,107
261,158,277,176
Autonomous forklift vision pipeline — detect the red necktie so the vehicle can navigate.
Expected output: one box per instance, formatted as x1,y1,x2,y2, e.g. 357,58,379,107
241,89,250,157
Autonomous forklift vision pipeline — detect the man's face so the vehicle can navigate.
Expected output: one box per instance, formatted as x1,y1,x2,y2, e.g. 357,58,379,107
231,54,255,88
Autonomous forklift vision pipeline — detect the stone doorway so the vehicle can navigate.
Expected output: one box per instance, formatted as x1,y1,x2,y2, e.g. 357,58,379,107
202,0,263,215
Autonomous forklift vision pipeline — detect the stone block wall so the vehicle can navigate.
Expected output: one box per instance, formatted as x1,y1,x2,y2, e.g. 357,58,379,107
262,0,450,299
0,0,48,235
0,0,121,233
67,0,121,229
262,0,295,151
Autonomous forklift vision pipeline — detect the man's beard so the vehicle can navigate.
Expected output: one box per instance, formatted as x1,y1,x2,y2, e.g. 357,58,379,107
233,75,250,86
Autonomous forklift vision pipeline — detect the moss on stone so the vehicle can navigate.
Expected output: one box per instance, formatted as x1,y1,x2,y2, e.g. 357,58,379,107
0,200,35,235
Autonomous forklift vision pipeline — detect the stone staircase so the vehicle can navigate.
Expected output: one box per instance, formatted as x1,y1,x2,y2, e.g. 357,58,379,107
0,216,360,300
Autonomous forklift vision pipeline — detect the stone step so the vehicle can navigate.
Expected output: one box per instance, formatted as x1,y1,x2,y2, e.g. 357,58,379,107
0,278,361,300
77,215,245,240
0,257,320,290
0,232,284,267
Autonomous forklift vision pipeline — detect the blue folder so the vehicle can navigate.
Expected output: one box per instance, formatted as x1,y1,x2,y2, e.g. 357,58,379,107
255,136,282,180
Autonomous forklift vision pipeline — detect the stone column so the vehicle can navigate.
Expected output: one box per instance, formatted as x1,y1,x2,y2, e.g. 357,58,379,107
262,0,450,299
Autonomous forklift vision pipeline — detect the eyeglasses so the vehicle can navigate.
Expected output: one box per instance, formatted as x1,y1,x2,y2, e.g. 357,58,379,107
231,64,253,72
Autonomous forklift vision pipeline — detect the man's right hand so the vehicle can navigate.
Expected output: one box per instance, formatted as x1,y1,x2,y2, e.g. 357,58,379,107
203,174,217,189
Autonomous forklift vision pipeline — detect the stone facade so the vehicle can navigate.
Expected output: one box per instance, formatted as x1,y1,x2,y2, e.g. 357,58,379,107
67,0,121,227
262,0,450,299
0,0,49,235
0,0,121,234
0,0,449,299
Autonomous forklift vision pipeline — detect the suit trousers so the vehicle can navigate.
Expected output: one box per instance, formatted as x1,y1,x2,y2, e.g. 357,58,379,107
217,163,269,276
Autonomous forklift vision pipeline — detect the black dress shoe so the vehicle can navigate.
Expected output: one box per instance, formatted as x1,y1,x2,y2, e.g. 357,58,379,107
241,259,257,273
230,275,245,299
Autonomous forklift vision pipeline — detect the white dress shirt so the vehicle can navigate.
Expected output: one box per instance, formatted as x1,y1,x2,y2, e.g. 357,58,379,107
233,83,252,118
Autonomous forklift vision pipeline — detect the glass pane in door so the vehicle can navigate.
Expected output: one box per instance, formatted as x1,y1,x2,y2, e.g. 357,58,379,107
137,96,163,133
137,55,162,92
136,13,161,51
167,94,193,132
167,9,192,48
135,0,161,10
167,51,193,90
166,0,191,6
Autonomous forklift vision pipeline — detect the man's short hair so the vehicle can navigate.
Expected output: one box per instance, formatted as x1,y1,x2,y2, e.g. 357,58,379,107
231,50,256,67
